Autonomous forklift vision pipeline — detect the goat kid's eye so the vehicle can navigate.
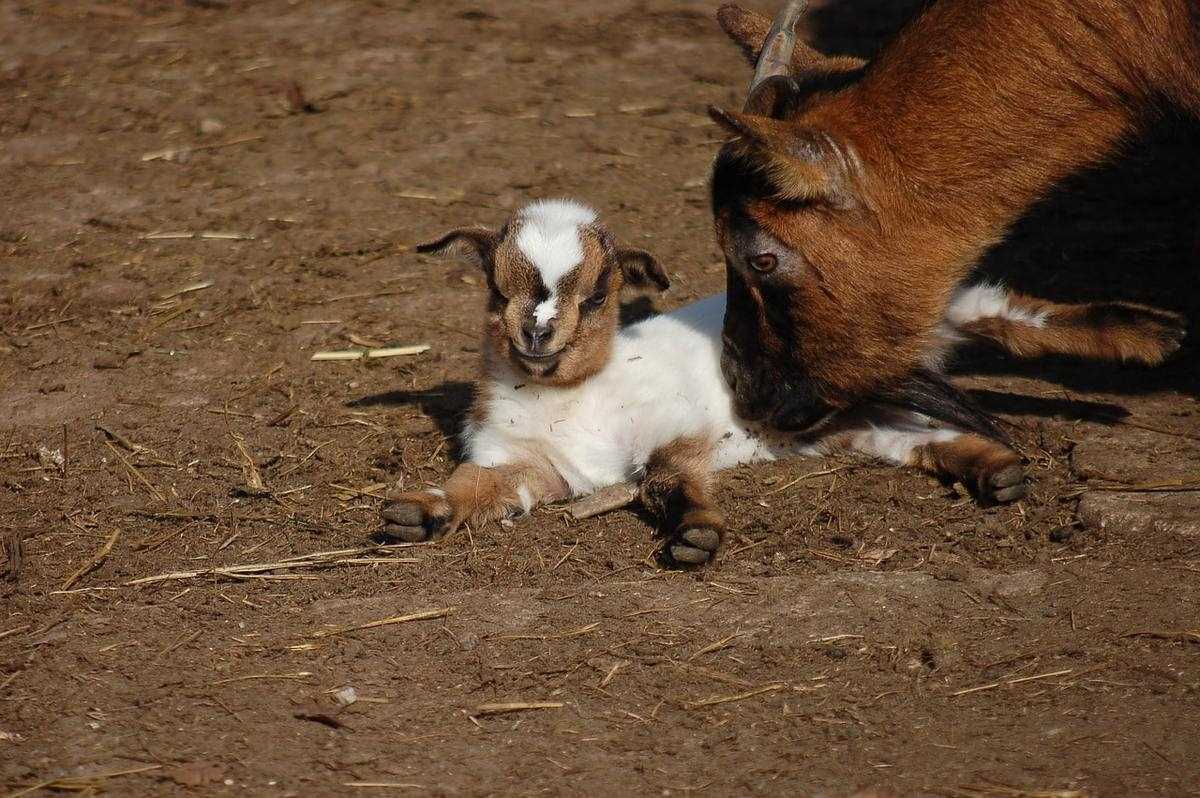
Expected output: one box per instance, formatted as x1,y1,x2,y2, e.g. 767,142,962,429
581,290,607,311
748,253,778,274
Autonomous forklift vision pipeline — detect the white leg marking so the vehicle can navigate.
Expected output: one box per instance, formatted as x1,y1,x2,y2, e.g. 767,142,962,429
515,484,534,514
851,427,961,465
946,283,1047,329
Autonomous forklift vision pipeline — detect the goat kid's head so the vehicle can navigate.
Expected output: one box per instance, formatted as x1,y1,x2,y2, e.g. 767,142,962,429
419,200,669,387
712,2,963,432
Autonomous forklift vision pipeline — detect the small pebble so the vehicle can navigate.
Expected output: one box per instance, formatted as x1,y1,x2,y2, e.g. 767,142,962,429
1049,526,1074,543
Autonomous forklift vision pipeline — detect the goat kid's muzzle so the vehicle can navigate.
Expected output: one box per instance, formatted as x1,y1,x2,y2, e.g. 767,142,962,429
510,337,565,374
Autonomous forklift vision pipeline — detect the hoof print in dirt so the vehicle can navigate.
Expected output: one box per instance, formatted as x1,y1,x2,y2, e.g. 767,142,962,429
662,525,722,569
381,500,452,543
978,463,1026,505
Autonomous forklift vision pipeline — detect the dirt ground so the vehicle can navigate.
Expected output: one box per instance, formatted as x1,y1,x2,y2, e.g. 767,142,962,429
2,1,1199,795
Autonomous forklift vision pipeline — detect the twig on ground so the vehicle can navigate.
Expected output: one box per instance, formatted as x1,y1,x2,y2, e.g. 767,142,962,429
689,632,748,660
310,344,429,361
493,621,601,641
141,133,263,162
95,423,143,453
472,701,564,717
329,482,390,500
685,683,784,709
232,434,268,496
267,404,300,427
0,625,30,641
321,289,414,305
762,466,846,496
213,671,313,685
126,544,421,585
104,440,166,501
558,482,639,520
24,316,78,331
7,765,162,798
951,668,1074,697
61,528,120,590
310,608,454,639
1121,629,1200,645
159,280,214,300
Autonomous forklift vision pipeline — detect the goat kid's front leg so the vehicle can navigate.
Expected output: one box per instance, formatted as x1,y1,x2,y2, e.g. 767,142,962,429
381,461,566,542
639,437,725,568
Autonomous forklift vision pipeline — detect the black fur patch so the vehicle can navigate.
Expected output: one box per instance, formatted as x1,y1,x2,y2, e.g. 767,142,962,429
875,370,1010,444
530,271,551,305
712,146,774,213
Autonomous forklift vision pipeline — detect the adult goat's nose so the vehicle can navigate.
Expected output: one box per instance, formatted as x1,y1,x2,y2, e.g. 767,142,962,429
521,318,555,352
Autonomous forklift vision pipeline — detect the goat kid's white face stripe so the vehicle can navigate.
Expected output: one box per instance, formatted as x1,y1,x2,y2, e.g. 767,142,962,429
533,298,559,326
515,200,597,326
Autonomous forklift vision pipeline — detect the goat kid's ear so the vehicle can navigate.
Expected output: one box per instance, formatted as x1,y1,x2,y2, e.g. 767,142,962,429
416,226,500,271
708,105,856,207
617,248,670,292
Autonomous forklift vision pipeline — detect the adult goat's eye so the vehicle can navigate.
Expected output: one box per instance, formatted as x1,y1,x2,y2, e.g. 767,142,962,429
748,253,778,274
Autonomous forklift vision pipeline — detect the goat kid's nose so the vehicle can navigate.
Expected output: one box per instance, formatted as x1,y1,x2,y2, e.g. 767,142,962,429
521,319,555,352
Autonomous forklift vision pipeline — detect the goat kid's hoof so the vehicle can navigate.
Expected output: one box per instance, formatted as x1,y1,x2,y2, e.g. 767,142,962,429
978,463,1026,505
381,494,453,542
663,525,722,569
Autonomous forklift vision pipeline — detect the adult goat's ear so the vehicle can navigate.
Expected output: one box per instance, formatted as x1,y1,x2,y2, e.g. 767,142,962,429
617,248,670,292
875,370,1011,445
708,105,858,208
416,226,500,271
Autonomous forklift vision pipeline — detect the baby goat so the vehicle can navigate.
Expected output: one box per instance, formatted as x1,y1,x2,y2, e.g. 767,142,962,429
382,199,1121,567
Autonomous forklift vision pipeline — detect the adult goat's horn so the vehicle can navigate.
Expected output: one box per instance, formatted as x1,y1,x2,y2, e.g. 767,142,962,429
746,0,808,105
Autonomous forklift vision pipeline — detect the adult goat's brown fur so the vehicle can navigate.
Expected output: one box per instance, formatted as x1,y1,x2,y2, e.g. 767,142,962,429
710,0,1196,431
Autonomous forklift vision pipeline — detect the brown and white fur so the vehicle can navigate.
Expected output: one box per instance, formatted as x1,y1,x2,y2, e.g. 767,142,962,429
707,1,1192,433
380,199,1154,568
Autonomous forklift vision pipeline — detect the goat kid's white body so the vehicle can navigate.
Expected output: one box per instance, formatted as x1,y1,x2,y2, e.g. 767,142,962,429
465,294,960,501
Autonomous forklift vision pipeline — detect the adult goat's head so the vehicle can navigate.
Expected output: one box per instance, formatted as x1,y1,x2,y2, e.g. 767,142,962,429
711,2,988,434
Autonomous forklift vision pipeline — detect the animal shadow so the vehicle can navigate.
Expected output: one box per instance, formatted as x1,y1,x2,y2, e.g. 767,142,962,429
963,111,1200,398
349,380,475,460
963,386,1129,426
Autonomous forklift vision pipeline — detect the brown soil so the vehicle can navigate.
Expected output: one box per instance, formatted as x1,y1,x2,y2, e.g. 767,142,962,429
2,1,1199,796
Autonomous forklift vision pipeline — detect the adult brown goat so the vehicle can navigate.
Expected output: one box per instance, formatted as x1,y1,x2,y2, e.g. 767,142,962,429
709,0,1194,433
